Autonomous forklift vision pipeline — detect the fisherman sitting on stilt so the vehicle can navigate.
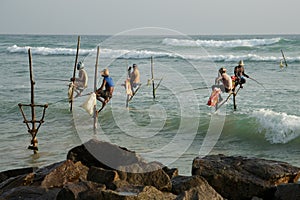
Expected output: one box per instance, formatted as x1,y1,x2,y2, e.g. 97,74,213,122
95,68,114,114
129,64,141,94
213,67,234,100
234,60,249,88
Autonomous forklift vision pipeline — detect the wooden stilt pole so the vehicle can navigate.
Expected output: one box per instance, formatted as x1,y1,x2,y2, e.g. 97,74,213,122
232,86,242,111
28,49,38,152
93,46,100,130
233,93,237,110
70,36,81,111
281,49,288,67
18,48,48,153
151,56,155,99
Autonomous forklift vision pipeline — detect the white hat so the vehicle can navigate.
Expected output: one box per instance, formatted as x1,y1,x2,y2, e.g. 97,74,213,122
238,60,244,66
100,68,109,76
77,61,84,70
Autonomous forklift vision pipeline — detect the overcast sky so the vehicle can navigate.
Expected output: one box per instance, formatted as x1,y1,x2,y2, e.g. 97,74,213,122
1,0,299,35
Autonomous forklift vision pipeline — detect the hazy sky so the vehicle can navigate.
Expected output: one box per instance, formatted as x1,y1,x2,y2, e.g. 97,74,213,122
1,0,299,35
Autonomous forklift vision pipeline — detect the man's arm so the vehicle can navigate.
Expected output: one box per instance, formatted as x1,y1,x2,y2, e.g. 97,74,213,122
96,79,106,93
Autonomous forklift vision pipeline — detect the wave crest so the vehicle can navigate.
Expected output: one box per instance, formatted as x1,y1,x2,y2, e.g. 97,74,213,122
162,38,281,47
6,45,177,59
252,109,300,144
7,45,300,63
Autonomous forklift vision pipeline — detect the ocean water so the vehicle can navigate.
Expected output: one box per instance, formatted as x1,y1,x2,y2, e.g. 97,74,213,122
1,30,300,175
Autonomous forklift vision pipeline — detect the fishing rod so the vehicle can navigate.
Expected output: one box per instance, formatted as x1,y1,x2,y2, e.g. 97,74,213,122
248,77,265,89
181,86,210,93
37,78,70,82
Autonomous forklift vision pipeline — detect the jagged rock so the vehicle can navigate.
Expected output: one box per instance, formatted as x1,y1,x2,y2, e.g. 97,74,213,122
130,186,176,200
0,167,37,183
56,181,106,200
0,186,60,200
67,139,141,170
87,166,120,185
32,161,66,184
0,173,28,193
41,160,88,188
0,162,66,195
274,183,300,200
192,154,300,200
108,179,131,190
163,166,179,179
171,175,223,200
176,187,224,200
87,162,172,192
118,162,172,191
78,185,176,200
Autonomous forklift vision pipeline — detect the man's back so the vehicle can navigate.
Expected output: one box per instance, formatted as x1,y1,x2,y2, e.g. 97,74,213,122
222,73,233,90
131,68,140,84
78,69,88,88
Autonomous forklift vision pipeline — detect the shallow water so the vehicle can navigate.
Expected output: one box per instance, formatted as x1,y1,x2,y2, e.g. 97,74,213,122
0,32,299,175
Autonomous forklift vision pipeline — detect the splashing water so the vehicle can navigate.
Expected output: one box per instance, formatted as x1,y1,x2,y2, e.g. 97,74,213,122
252,109,300,144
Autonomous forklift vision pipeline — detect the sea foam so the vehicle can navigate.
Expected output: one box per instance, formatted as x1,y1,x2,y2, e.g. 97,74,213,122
252,109,300,144
7,45,300,62
162,38,281,47
6,45,176,59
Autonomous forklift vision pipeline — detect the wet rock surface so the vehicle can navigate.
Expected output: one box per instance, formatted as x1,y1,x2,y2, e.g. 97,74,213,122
1,140,300,199
192,154,300,200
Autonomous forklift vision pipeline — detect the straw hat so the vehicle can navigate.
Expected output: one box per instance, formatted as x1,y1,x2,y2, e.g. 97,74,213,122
238,60,244,66
100,68,109,76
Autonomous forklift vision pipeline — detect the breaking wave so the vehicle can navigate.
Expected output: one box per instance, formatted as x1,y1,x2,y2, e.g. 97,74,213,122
7,45,300,62
162,38,281,47
6,45,176,59
252,109,300,144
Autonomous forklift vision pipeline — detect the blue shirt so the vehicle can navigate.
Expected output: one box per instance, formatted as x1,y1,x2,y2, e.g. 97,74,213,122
104,76,115,88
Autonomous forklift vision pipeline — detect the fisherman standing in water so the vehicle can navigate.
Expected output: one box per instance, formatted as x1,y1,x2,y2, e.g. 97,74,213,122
95,68,114,113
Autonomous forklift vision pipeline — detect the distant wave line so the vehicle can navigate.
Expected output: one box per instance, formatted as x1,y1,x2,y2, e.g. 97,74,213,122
162,37,282,47
7,45,300,62
7,45,93,56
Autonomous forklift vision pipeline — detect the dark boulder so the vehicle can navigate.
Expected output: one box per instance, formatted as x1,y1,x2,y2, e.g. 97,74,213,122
274,183,300,200
171,175,223,200
192,154,300,200
41,160,89,188
0,186,60,200
56,181,106,200
67,139,141,170
78,185,177,200
118,162,172,191
87,166,120,186
0,167,37,183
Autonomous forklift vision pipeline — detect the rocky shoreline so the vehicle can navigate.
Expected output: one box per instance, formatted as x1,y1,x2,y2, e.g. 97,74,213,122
1,139,299,200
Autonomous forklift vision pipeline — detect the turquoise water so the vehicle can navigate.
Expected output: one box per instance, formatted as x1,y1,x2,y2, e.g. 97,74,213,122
0,31,300,175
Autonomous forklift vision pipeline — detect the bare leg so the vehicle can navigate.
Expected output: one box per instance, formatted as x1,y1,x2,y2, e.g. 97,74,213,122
74,88,83,98
96,96,109,114
98,102,106,113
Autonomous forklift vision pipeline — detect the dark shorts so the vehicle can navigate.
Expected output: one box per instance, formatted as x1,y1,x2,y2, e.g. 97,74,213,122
212,85,232,93
238,76,246,84
98,90,112,99
224,87,231,93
